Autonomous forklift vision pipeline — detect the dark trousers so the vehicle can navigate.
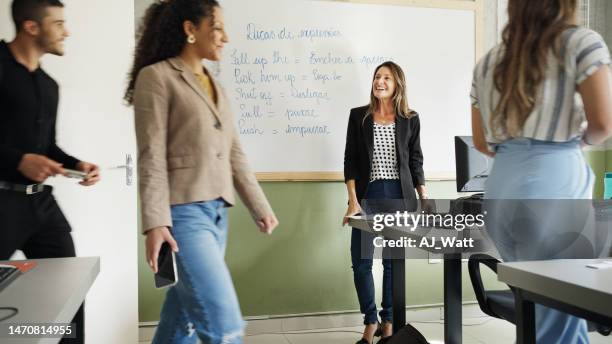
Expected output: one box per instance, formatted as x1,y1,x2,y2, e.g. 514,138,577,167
350,179,403,325
0,187,84,344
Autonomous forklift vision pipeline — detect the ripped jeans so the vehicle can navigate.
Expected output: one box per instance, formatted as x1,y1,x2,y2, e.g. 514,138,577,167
152,199,245,344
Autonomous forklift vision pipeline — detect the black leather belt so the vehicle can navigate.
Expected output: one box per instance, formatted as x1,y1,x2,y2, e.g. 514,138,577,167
0,181,46,195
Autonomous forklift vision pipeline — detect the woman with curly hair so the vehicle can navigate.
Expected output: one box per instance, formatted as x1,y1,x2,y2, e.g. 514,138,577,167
125,1,278,343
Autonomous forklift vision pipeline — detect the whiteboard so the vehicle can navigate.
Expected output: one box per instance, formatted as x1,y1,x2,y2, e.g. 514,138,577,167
212,0,476,178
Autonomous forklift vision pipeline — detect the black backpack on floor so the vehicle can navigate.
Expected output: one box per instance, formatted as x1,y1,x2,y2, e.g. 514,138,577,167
387,323,429,344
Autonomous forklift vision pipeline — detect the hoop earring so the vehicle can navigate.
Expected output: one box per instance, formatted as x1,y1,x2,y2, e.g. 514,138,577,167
187,35,196,44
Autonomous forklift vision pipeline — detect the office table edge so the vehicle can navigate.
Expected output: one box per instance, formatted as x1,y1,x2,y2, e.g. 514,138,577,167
1,257,100,344
498,260,612,318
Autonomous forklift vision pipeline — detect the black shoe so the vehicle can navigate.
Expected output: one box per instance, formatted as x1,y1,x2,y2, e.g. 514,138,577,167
598,325,611,336
355,339,371,344
376,321,392,343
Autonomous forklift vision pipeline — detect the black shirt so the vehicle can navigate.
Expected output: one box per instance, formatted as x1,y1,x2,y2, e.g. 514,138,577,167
0,40,79,184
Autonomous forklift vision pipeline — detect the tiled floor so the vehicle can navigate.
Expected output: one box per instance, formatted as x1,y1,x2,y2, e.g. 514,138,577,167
140,317,612,343
242,320,611,344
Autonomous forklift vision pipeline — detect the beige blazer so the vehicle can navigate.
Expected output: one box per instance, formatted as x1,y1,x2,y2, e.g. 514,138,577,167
133,57,273,232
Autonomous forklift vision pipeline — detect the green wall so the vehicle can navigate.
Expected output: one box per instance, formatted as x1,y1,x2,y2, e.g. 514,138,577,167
139,151,609,323
586,150,608,198
606,148,612,197
138,181,505,322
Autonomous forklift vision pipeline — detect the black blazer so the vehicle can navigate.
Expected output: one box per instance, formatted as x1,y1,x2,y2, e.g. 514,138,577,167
343,105,425,203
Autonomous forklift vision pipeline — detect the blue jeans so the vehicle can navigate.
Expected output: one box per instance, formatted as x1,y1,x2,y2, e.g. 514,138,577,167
485,138,592,344
351,179,402,325
152,199,245,344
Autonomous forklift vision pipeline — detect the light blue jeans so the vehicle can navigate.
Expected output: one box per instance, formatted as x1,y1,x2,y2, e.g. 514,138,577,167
152,199,245,344
485,138,593,344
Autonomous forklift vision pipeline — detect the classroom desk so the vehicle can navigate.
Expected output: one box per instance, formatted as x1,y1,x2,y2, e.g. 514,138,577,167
0,257,100,344
349,216,493,344
498,259,612,344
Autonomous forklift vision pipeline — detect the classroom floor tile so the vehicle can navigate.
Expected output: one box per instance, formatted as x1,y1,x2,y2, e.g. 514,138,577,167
409,322,484,344
244,333,291,344
462,318,515,343
283,329,362,344
142,316,612,344
588,332,612,344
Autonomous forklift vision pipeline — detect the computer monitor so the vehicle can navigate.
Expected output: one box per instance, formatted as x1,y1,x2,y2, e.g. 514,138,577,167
455,136,493,193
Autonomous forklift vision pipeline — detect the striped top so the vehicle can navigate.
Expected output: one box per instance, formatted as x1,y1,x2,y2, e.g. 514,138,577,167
471,27,611,143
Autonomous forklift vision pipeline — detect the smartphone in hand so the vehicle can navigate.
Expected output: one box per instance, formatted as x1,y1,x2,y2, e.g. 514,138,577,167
64,169,88,180
154,242,178,288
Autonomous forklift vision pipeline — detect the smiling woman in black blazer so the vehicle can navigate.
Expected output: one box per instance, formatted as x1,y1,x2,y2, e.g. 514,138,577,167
343,61,428,344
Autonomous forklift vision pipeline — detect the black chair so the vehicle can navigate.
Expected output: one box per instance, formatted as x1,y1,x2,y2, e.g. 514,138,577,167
468,253,611,336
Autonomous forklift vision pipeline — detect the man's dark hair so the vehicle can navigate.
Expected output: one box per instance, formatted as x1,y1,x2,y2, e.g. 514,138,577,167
11,0,64,32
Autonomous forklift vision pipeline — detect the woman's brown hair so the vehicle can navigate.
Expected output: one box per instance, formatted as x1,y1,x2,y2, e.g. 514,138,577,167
491,0,578,138
367,61,414,120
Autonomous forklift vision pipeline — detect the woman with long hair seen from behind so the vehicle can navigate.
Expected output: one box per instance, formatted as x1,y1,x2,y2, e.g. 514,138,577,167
471,0,612,342
126,1,279,343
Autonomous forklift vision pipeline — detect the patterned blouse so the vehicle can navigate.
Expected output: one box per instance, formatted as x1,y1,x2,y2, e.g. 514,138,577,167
370,122,400,181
